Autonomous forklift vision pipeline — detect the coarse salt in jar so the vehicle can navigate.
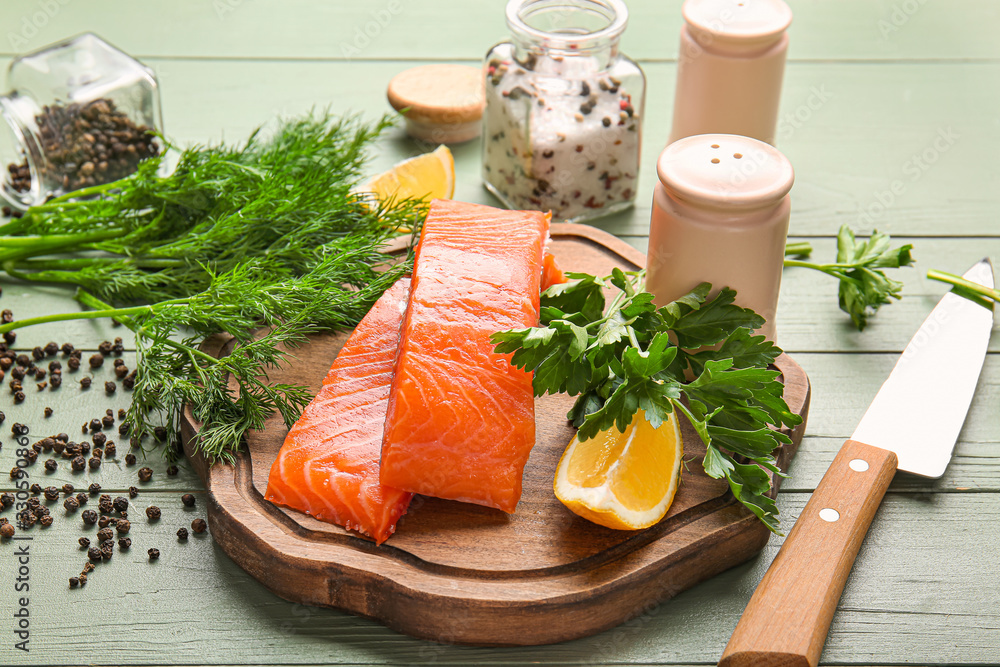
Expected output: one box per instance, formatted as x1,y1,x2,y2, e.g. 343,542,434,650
482,0,645,223
646,134,794,343
0,33,163,213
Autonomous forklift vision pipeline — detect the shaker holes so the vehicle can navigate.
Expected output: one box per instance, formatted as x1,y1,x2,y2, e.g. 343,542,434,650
733,153,743,159
711,158,720,164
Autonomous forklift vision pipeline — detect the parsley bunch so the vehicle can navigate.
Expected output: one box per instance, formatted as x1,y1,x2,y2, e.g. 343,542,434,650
783,226,914,330
492,269,802,532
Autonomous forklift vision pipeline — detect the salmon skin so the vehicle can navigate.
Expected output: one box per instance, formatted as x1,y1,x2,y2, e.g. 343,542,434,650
380,199,549,513
265,278,413,544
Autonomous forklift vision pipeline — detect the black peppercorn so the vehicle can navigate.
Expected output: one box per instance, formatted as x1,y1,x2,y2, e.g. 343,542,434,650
79,376,91,388
88,457,101,470
25,450,37,464
69,577,80,588
181,494,196,508
48,374,61,389
31,347,43,361
191,518,207,534
82,562,94,574
145,506,161,520
98,498,113,514
43,406,53,417
114,365,128,379
116,519,130,535
79,537,91,548
2,332,15,345
60,343,74,356
92,447,103,459
119,422,131,436
48,360,61,372
104,381,116,394
153,426,168,441
101,541,114,560
44,459,57,472
15,354,29,367
101,414,114,428
43,486,59,501
9,467,22,481
166,465,178,476
97,515,111,529
118,408,126,420
123,371,136,390
67,356,80,371
128,485,138,498
52,440,66,455
75,493,88,506
30,483,41,495
104,442,116,458
1,523,15,538
92,431,107,446
88,483,101,495
148,548,160,561
77,573,88,585
0,492,13,508
89,354,103,368
39,514,53,527
113,497,129,513
13,390,24,403
89,418,102,432
71,456,86,471
138,467,152,482
87,547,102,561
63,497,79,512
61,483,74,495
98,340,113,356
125,453,136,465
44,342,58,356
177,527,189,541
118,537,131,550
96,527,113,542
11,422,27,436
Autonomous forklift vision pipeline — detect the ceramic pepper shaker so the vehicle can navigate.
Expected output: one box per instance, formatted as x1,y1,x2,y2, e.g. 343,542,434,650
669,0,792,145
646,133,794,342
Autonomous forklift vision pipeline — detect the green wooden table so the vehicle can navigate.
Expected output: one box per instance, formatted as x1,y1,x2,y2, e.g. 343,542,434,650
1,1,998,665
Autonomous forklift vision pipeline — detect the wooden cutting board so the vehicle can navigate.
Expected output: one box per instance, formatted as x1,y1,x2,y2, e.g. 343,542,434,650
181,223,810,646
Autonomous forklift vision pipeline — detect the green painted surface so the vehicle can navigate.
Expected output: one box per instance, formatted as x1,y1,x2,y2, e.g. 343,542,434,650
0,1,997,665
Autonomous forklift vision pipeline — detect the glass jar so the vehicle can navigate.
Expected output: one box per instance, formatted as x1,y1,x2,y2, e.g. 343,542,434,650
0,33,163,212
482,0,645,223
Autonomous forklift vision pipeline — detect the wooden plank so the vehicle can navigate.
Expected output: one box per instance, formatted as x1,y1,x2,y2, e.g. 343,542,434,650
0,0,996,62
1,492,997,665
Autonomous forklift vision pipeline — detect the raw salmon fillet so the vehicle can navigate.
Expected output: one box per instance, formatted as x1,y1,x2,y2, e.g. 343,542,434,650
265,278,413,544
380,199,549,513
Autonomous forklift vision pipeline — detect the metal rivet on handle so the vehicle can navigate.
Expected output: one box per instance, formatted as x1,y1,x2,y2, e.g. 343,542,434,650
849,459,870,472
819,508,840,522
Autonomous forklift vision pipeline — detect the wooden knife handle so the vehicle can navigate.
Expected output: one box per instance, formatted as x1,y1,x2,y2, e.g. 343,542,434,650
718,439,898,667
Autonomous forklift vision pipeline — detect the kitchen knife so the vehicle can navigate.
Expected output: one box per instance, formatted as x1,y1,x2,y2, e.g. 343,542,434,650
718,258,995,667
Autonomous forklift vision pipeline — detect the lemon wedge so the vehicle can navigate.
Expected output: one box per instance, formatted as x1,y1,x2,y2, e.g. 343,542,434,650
359,144,454,203
554,410,683,530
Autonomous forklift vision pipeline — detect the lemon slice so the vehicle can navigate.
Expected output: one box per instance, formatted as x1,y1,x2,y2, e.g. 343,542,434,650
359,144,454,203
554,410,683,530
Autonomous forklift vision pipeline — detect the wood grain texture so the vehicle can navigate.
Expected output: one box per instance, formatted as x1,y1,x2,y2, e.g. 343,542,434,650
719,440,898,667
180,223,810,646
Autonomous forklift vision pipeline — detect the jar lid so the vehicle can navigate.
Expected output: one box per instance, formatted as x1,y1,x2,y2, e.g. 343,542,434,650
682,0,792,48
656,133,794,210
387,64,484,143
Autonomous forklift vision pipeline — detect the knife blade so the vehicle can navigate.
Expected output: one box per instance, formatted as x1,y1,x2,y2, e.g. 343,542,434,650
718,258,995,667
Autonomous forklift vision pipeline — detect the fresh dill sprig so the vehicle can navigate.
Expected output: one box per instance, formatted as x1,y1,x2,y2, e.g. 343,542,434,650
0,111,426,462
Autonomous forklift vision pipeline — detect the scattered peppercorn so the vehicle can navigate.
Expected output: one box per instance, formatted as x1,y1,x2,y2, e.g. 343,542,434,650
96,527,113,542
138,467,152,482
111,497,127,514
88,483,101,495
148,548,160,561
25,450,38,464
88,354,103,368
104,381,116,394
77,573,87,585
76,493,88,505
98,340,113,355
87,547,102,561
67,356,80,371
101,414,114,428
181,494,196,508
146,506,161,521
9,467,22,480
116,520,130,535
43,406,53,418
177,527,189,541
1,523,15,538
88,457,101,470
44,459,57,472
92,447,103,459
128,486,138,498
153,426,168,441
191,518,207,534
114,365,129,380
88,418,102,432
69,577,80,588
166,465,178,476
79,377,91,388
119,422,131,436
100,541,114,560
71,456,86,471
2,332,15,345
104,442,116,458
47,374,61,389
98,498,113,514
13,390,24,403
118,408,126,420
29,483,41,495
0,492,13,508
61,484,74,495
97,515,111,529
92,432,107,446
118,537,132,549
125,453,136,465
82,562,94,574
43,486,59,500
79,537,91,548
39,515,53,527
123,371,136,390
63,497,79,512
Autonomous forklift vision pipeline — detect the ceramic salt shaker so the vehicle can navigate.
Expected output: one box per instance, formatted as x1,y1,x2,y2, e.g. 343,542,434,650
669,0,792,145
646,134,794,342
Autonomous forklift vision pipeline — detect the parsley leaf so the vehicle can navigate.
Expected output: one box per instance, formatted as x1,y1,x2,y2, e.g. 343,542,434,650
491,270,802,533
783,226,914,330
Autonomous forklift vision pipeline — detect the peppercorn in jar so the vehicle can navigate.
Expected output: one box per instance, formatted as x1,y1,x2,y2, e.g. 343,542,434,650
482,0,644,223
0,33,163,213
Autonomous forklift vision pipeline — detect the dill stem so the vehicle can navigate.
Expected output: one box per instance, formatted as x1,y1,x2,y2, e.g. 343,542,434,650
0,305,158,334
0,229,125,263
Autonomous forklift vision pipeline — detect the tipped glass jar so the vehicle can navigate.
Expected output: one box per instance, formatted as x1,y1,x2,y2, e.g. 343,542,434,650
482,0,645,223
0,33,163,213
